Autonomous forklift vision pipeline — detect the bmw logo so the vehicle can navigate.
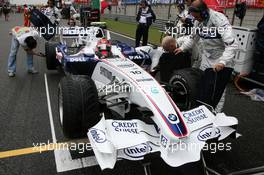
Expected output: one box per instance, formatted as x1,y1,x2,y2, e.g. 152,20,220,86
168,114,179,122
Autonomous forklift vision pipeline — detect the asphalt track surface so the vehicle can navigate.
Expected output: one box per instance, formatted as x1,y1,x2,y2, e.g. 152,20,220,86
0,14,264,175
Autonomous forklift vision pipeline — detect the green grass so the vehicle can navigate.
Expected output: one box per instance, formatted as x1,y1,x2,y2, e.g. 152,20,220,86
101,18,161,45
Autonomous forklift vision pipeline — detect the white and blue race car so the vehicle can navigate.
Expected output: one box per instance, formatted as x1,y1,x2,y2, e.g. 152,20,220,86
45,26,240,170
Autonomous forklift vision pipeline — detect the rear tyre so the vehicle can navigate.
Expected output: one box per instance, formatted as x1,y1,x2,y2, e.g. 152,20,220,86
58,75,100,138
45,42,60,70
169,68,203,110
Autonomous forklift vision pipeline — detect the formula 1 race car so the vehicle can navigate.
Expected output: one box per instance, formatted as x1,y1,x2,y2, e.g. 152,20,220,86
46,26,239,170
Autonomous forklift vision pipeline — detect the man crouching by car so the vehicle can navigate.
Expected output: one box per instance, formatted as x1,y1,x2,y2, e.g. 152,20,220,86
175,0,238,112
7,26,45,77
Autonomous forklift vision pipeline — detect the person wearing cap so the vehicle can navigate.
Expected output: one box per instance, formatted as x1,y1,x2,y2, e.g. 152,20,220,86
175,0,238,112
135,0,156,47
7,26,45,77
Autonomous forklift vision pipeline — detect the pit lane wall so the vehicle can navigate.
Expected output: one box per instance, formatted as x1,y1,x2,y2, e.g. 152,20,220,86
104,5,264,29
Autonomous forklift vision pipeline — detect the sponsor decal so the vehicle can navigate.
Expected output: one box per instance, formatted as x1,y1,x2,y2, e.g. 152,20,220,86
183,108,208,124
197,127,221,141
112,121,138,134
130,70,142,75
136,78,154,82
124,143,152,158
167,114,180,124
69,57,87,62
89,129,106,143
160,135,168,148
151,87,159,94
128,55,143,60
100,66,113,80
117,63,134,68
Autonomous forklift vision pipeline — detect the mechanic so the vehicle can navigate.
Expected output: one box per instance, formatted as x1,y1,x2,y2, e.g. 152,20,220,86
175,0,238,112
44,0,61,25
135,0,156,47
7,26,45,77
174,0,195,36
174,0,195,37
175,1,188,28
175,0,202,68
158,36,191,82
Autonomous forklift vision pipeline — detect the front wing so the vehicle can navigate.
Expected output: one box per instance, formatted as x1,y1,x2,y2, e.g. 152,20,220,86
88,105,240,170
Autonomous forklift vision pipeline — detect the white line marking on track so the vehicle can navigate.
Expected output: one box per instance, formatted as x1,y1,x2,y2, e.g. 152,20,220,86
44,73,57,143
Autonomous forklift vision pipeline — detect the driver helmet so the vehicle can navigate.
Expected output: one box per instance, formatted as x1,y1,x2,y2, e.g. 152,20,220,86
96,38,112,58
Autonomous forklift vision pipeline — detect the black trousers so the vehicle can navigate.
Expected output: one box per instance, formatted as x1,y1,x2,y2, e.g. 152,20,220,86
135,23,149,47
198,67,233,109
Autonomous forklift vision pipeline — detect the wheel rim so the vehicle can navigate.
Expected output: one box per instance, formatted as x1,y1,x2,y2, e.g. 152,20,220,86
58,85,64,126
170,79,189,110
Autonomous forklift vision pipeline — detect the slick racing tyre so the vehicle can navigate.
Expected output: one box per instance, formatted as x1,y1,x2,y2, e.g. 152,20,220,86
169,68,203,110
45,42,60,70
58,75,100,138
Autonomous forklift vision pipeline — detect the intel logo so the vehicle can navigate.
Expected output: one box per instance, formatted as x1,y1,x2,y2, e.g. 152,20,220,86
89,128,106,143
124,143,152,158
197,127,221,141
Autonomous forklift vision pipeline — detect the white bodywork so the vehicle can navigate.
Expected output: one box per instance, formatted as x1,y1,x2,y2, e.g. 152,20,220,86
88,49,239,170
57,28,240,170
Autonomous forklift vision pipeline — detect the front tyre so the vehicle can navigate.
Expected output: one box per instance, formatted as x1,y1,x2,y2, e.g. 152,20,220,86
58,75,100,138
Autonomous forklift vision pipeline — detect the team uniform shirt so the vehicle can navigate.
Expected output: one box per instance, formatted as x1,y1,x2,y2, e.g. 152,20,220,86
178,9,189,20
136,6,156,27
179,9,238,70
175,9,189,28
44,7,61,23
139,7,149,24
138,7,155,25
12,26,39,48
70,5,77,15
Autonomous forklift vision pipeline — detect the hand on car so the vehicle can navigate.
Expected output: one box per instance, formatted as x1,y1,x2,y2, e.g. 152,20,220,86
213,63,225,72
37,52,46,57
174,48,183,55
